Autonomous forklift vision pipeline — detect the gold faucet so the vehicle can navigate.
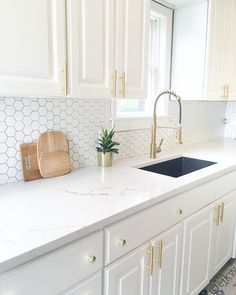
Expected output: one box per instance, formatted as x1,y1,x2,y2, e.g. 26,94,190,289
150,90,183,159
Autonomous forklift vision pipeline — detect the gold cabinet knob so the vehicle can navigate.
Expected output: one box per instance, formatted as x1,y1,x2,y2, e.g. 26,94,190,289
176,208,183,215
87,255,96,264
118,238,126,246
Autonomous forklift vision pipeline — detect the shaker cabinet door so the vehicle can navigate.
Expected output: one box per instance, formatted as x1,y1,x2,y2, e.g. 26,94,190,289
204,0,228,100
104,243,150,295
150,224,182,295
115,0,150,99
211,192,235,275
0,0,66,97
66,0,115,98
224,0,236,100
180,204,215,295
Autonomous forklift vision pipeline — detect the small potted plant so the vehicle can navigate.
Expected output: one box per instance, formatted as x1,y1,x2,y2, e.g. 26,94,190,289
96,127,120,167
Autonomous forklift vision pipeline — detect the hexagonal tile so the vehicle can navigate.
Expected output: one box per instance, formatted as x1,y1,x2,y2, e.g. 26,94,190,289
23,116,32,126
0,163,8,174
31,101,39,111
0,133,7,143
14,111,24,121
23,106,32,116
5,106,15,116
5,116,16,127
0,153,8,164
15,121,24,131
0,143,7,153
6,137,16,147
6,147,17,158
7,167,17,177
14,100,24,111
7,157,17,168
6,127,16,137
0,100,6,111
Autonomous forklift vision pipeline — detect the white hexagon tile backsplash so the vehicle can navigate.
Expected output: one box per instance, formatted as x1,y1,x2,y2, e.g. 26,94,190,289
0,97,226,185
0,97,111,184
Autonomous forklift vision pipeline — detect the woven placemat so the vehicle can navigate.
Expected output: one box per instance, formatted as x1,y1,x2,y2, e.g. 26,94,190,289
199,259,236,295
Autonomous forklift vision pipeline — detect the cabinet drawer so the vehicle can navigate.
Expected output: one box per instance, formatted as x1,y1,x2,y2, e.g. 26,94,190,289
104,194,185,264
62,271,102,295
0,231,103,295
217,170,236,198
184,180,217,216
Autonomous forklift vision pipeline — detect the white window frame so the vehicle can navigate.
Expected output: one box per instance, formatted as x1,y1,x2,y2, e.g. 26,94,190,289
112,1,173,131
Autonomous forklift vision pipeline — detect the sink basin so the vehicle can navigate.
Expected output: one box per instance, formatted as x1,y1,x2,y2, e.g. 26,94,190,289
139,156,216,178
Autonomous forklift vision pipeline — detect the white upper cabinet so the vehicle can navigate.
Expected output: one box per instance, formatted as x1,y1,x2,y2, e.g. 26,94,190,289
67,0,150,99
115,0,150,98
204,0,228,100
0,0,66,97
204,0,236,101
0,0,150,98
224,0,236,101
66,0,115,98
171,0,208,100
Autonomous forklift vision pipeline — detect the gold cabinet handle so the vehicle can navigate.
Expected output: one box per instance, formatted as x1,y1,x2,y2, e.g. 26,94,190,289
221,85,226,101
61,62,68,96
219,202,224,223
119,72,125,97
176,208,183,215
154,241,163,269
111,70,117,97
87,255,96,264
118,238,126,247
221,84,229,101
226,85,229,100
214,204,221,226
145,246,154,275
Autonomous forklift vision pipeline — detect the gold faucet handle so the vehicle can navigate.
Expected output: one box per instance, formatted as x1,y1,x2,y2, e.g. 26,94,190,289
156,138,164,153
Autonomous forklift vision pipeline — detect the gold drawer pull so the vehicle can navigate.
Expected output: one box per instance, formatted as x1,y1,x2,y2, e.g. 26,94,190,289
176,208,183,215
154,241,163,269
118,238,126,247
87,255,96,264
145,246,154,275
61,62,68,96
111,70,117,97
226,85,229,100
215,205,220,226
119,72,126,97
219,202,224,223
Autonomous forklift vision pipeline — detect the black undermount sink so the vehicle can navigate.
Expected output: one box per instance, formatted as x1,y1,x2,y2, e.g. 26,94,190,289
139,156,217,178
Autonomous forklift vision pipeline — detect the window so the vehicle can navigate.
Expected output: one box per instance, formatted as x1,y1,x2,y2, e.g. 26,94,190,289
113,1,173,131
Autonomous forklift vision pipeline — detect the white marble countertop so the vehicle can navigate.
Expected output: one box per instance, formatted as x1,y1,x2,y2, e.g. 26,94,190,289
1,138,236,274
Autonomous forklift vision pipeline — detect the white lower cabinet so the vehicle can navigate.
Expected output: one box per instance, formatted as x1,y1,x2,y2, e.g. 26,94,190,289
150,223,182,295
211,192,236,275
180,203,215,295
0,231,103,295
104,223,183,295
62,272,102,295
104,243,150,295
